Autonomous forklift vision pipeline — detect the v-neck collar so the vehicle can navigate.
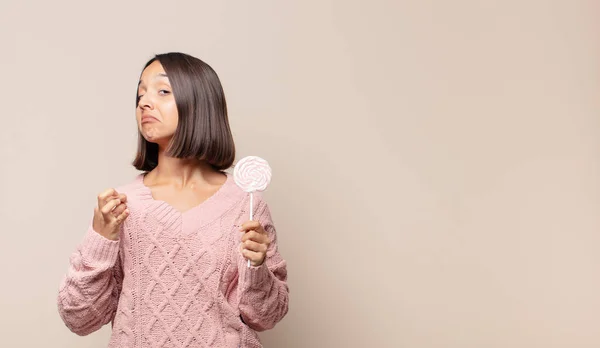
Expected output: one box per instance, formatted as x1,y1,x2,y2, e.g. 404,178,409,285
135,172,242,234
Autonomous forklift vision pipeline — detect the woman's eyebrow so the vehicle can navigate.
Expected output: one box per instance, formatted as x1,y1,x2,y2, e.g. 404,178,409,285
138,73,169,86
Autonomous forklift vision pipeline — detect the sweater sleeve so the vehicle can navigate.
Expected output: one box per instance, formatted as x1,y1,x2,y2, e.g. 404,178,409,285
237,197,289,331
57,224,123,336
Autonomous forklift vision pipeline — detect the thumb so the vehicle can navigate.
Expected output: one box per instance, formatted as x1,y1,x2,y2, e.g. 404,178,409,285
113,208,130,226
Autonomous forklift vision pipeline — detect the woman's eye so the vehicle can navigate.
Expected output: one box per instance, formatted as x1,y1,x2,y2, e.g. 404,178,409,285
136,90,169,103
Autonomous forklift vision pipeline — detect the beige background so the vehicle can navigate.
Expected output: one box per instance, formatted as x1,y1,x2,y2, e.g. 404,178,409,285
1,0,599,347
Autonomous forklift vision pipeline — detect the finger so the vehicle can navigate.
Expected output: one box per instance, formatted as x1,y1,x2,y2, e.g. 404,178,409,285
113,208,129,225
101,198,123,215
242,240,268,253
98,188,119,207
118,193,127,203
239,220,261,232
111,203,127,217
241,230,269,244
241,248,264,264
98,188,118,203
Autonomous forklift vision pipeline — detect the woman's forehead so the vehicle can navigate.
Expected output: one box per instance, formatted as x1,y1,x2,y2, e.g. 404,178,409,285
139,62,169,86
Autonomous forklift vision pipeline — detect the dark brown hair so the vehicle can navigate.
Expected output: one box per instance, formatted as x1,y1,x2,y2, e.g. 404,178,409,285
132,52,235,171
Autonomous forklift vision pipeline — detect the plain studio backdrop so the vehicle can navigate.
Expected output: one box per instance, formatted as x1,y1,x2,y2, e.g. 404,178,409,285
1,1,599,347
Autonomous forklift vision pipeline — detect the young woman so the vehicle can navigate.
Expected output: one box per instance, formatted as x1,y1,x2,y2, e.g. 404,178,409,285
57,52,289,347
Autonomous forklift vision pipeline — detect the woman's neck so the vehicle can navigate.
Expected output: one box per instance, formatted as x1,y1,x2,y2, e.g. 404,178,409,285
148,149,222,188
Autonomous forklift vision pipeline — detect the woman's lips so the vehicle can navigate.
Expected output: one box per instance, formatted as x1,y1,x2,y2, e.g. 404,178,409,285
141,115,159,124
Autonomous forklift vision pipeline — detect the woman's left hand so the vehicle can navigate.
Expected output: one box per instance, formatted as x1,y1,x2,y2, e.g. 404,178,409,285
239,221,270,267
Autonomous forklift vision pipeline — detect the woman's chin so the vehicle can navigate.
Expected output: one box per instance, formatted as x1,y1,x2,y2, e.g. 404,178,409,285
142,128,161,140
143,133,161,143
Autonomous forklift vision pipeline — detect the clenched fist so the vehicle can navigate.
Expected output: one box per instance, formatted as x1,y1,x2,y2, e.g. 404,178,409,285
92,188,129,240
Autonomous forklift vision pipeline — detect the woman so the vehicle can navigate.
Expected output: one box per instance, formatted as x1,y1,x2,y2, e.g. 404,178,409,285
57,52,289,347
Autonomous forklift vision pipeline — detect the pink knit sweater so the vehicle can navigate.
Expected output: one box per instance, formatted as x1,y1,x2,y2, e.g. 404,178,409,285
57,173,289,347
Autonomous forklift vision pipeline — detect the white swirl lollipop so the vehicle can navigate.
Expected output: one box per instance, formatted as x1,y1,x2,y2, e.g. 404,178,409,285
234,156,272,267
234,156,272,194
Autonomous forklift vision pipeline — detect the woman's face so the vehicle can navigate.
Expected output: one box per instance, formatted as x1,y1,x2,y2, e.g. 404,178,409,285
136,60,178,148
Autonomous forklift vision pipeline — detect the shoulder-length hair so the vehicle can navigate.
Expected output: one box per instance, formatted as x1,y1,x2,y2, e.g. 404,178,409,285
132,52,235,171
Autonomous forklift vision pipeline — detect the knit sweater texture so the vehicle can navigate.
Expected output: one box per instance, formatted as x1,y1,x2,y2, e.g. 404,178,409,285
57,173,289,347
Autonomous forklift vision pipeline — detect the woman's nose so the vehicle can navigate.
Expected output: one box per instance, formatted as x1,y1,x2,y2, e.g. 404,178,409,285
138,95,153,109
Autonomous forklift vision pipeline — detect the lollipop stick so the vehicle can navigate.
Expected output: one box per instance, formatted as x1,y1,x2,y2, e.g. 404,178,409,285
250,191,254,221
247,192,254,268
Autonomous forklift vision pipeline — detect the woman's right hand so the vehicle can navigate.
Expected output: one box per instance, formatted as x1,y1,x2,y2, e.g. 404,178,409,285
92,188,129,240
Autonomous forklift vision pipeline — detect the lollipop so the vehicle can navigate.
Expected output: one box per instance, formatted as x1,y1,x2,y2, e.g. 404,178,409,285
233,156,272,267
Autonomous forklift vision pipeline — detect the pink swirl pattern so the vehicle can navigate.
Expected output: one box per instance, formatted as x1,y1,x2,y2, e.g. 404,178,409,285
233,156,272,193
